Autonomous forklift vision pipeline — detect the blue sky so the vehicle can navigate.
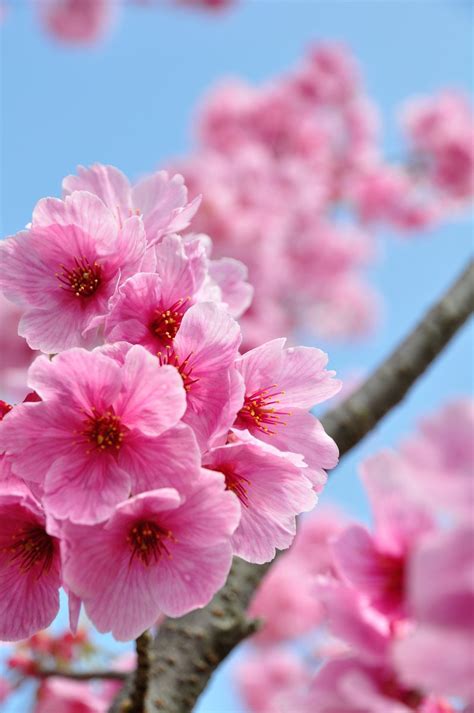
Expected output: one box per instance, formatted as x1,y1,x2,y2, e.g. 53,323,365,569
0,1,473,711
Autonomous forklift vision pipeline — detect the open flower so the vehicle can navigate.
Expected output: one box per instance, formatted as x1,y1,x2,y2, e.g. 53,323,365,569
0,191,146,352
102,234,208,351
159,301,242,450
63,163,200,246
62,473,240,641
0,487,61,641
204,433,316,563
332,451,435,618
233,339,341,488
0,345,190,523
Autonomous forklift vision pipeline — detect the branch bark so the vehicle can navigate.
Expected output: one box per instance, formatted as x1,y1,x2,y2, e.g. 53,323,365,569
110,259,474,713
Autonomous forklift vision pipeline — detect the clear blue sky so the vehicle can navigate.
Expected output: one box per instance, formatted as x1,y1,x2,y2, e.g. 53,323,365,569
0,1,473,711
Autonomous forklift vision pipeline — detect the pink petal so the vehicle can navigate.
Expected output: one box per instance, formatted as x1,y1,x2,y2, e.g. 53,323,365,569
32,191,117,248
28,349,121,412
278,346,341,408
120,424,201,494
117,346,186,436
44,452,131,524
62,164,132,217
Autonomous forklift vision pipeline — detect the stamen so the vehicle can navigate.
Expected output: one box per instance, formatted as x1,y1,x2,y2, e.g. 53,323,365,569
127,520,175,567
237,384,291,435
157,348,199,392
81,408,125,453
149,298,189,345
209,464,251,508
56,256,102,298
3,524,55,579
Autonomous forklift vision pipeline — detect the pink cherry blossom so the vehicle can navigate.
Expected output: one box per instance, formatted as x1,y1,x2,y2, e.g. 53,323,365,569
0,345,190,523
233,338,341,488
402,91,474,203
204,433,316,563
37,0,115,45
62,474,240,640
400,399,474,522
102,253,203,353
174,142,379,346
0,487,61,641
63,164,200,246
349,165,440,231
237,648,312,713
331,451,435,618
0,191,146,353
101,233,250,353
248,560,324,644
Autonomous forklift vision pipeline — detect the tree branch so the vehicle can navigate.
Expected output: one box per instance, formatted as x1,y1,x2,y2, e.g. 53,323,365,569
36,668,127,681
110,258,474,713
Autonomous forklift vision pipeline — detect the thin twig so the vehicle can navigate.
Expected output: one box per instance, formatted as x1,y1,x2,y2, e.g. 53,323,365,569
36,668,127,681
110,259,474,713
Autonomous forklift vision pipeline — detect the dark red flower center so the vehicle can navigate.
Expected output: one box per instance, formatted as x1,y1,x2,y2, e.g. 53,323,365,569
56,257,102,298
0,400,13,421
158,349,199,392
237,385,291,435
3,524,55,578
127,520,175,567
149,298,188,345
380,674,423,709
82,408,124,453
377,551,406,604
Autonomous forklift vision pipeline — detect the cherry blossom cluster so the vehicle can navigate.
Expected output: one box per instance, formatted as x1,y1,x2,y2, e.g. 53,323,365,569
171,44,474,346
0,0,233,46
237,398,474,713
0,164,341,645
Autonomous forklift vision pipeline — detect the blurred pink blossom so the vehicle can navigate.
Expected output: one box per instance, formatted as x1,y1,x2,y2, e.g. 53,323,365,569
37,0,116,45
237,648,312,713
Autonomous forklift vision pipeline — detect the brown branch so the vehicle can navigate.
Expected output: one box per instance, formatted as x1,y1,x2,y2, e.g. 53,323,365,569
36,667,127,681
128,630,153,713
110,258,474,713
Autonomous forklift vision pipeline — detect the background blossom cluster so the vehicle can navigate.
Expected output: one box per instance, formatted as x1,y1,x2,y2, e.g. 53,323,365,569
0,164,341,647
172,43,474,346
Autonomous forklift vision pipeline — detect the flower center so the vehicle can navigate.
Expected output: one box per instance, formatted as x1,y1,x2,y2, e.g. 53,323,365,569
0,401,13,421
237,385,291,435
82,408,124,453
380,675,423,710
158,349,199,392
213,464,251,507
56,257,102,298
378,552,406,603
127,520,175,567
149,298,188,345
4,524,55,578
